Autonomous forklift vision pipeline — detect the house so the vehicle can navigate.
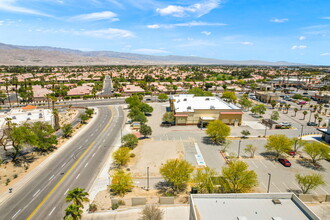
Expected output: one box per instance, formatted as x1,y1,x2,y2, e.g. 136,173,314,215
255,92,279,103
122,85,145,95
170,94,243,126
67,85,93,96
32,85,52,101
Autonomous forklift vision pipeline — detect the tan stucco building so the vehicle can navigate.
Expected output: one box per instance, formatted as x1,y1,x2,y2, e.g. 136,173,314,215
170,94,243,126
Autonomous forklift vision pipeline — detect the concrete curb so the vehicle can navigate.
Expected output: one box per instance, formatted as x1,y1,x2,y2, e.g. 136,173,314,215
0,107,100,206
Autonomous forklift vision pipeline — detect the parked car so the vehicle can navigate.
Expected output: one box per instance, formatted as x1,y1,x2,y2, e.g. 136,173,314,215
324,104,330,108
298,101,307,105
279,122,291,126
307,122,317,126
161,121,175,127
278,158,291,167
288,151,296,156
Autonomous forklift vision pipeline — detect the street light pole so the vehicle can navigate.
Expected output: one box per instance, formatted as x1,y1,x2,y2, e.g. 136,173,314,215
267,173,272,193
308,110,312,123
237,140,242,158
264,124,267,137
300,125,304,139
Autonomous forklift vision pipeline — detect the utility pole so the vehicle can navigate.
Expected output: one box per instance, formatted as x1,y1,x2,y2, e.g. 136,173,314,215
237,140,242,158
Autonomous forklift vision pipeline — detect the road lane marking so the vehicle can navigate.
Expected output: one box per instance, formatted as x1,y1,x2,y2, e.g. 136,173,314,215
48,207,56,216
92,153,96,158
48,175,55,181
85,139,88,143
85,162,89,168
103,139,106,143
61,162,66,168
33,189,41,198
27,107,114,220
76,174,80,180
64,188,69,196
12,209,21,219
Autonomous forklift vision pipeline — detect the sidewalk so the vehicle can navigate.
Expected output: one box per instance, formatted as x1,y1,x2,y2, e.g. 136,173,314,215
83,205,189,220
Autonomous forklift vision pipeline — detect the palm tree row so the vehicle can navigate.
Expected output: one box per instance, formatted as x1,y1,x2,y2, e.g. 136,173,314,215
64,187,89,220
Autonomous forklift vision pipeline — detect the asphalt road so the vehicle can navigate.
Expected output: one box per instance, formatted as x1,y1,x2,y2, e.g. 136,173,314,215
0,105,124,220
100,75,113,96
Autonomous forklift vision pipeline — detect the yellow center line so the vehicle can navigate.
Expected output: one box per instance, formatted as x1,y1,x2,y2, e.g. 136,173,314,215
26,106,114,220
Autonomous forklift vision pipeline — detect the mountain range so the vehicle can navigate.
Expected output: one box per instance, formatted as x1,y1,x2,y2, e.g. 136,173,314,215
0,42,306,66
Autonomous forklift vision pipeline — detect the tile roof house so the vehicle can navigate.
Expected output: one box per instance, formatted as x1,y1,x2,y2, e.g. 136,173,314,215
67,85,93,96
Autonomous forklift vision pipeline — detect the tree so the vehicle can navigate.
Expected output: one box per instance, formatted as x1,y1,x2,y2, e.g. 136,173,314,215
52,108,60,131
270,111,280,122
79,113,89,124
64,204,83,220
220,140,231,153
113,147,131,166
110,169,134,197
270,100,277,109
160,159,194,192
219,160,258,193
295,173,325,194
125,95,141,109
139,103,153,115
0,90,7,105
222,91,237,103
9,125,38,161
318,117,323,127
188,87,212,96
192,166,218,193
206,120,231,144
122,134,138,148
162,112,175,123
239,97,252,110
244,144,257,158
241,130,250,139
139,204,164,220
85,108,94,118
294,108,298,117
128,106,142,119
251,104,266,117
314,113,319,123
62,123,73,138
132,112,148,124
140,124,152,138
303,141,330,165
65,187,89,207
302,110,308,120
264,134,293,159
28,122,57,152
158,93,168,101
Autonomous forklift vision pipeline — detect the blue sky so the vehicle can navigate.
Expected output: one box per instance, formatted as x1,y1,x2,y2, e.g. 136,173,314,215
0,0,330,65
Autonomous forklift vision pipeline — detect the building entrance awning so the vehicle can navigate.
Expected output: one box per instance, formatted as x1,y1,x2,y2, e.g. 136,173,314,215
200,117,216,121
174,114,188,117
220,112,243,115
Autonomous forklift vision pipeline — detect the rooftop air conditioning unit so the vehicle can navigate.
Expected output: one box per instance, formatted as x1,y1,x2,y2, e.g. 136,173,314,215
27,117,31,120
28,112,32,115
183,99,187,101
12,116,16,119
187,106,191,110
210,105,215,109
206,98,210,101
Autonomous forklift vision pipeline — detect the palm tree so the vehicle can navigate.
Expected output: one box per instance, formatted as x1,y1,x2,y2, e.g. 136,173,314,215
5,79,11,108
318,117,323,127
325,108,328,116
302,110,308,120
64,204,82,220
65,187,89,207
314,113,319,123
294,108,298,117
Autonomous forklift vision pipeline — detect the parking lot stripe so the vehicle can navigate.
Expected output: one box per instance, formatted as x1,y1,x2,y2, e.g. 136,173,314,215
261,181,267,190
259,160,268,168
272,183,282,192
319,187,329,194
292,181,300,189
251,161,258,168
282,182,290,190
269,161,276,168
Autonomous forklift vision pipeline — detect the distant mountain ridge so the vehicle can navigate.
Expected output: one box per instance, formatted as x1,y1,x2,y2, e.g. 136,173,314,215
0,42,307,66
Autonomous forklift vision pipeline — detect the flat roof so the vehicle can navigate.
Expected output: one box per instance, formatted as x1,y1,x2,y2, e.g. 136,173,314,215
190,194,319,220
172,94,241,113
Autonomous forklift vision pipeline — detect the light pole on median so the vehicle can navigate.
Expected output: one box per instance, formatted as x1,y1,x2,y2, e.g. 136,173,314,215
237,140,242,158
300,125,304,139
264,124,267,137
267,173,272,193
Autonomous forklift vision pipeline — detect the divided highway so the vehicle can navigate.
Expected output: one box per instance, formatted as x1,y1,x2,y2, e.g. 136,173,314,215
0,105,124,220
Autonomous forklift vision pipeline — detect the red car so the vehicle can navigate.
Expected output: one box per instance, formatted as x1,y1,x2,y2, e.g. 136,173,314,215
288,151,296,156
278,158,291,167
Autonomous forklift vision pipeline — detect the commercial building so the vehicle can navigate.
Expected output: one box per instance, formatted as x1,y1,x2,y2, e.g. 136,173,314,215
317,119,330,143
189,193,320,220
170,94,242,126
255,92,279,103
0,105,53,128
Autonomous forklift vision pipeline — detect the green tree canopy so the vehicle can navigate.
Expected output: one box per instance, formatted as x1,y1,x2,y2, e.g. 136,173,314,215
206,120,231,144
192,166,218,193
125,95,141,109
303,141,330,164
160,159,194,192
188,87,213,96
122,134,138,148
113,147,131,167
251,104,266,117
158,93,168,101
140,124,152,138
162,112,175,123
139,103,153,115
270,111,280,121
264,134,293,158
79,113,89,124
244,144,257,158
110,169,134,197
222,91,237,103
28,122,57,151
62,123,73,138
219,160,258,193
296,173,325,194
64,204,83,220
65,187,89,207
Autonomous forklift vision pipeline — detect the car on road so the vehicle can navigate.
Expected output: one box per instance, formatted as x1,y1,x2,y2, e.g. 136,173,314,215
298,101,307,105
279,122,291,126
324,104,330,108
278,158,291,167
161,121,175,127
307,122,317,126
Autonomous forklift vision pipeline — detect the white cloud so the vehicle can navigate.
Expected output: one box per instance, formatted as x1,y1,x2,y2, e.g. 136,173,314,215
70,11,118,21
0,20,3,26
270,18,288,23
0,0,51,16
320,53,330,56
78,28,135,39
132,48,169,54
299,36,306,40
179,39,217,47
240,41,253,45
156,0,221,17
291,45,307,50
201,31,211,36
147,21,226,29
147,24,160,29
321,17,330,19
